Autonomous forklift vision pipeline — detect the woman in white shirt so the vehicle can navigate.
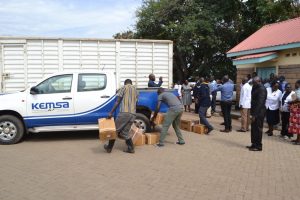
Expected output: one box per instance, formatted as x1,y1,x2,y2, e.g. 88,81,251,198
265,81,282,136
280,84,295,139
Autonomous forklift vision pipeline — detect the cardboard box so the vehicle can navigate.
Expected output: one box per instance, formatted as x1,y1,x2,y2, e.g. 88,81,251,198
193,124,207,134
98,118,117,141
130,124,146,146
180,119,199,132
135,134,146,146
145,132,160,145
154,113,165,125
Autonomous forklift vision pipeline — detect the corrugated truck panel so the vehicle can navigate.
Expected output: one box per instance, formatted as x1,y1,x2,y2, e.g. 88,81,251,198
0,37,172,92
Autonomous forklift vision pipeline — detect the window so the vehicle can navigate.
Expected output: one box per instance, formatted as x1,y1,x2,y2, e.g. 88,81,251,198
35,74,73,94
78,74,107,92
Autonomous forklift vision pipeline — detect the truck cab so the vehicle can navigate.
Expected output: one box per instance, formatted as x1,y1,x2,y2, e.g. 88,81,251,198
0,71,174,144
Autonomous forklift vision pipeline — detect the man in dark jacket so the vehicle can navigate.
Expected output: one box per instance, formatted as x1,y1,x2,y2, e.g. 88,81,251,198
247,76,267,151
195,77,214,134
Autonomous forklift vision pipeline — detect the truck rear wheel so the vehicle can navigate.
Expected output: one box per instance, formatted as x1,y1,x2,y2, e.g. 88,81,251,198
0,115,24,145
135,113,151,133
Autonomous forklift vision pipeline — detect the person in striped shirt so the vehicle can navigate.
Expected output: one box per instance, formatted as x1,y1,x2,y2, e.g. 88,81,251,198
106,79,138,153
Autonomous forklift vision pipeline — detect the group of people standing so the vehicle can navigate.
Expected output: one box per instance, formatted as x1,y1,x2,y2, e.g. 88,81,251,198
103,71,300,154
264,77,300,144
239,72,300,151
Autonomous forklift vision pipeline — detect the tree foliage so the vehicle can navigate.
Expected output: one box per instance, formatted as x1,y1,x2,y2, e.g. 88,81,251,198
116,0,300,82
113,30,135,39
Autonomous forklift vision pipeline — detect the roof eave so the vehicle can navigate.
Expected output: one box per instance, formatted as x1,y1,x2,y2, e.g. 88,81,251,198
227,42,300,57
232,53,278,65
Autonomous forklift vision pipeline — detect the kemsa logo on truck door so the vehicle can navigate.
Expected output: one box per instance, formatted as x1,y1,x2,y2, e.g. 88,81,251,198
26,74,75,126
31,102,70,111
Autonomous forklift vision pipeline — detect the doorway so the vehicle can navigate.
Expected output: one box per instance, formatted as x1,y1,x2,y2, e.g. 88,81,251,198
256,67,276,80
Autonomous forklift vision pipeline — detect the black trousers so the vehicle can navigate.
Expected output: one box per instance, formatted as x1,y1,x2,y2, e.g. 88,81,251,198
281,112,292,137
211,93,217,112
195,101,199,114
221,101,232,130
251,115,264,148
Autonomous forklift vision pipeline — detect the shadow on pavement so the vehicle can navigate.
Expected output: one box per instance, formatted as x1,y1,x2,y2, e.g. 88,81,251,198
24,131,99,142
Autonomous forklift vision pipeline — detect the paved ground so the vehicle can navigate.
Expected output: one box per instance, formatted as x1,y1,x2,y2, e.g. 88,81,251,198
0,111,299,200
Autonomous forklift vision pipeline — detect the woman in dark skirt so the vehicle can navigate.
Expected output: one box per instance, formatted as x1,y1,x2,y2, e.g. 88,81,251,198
265,81,282,136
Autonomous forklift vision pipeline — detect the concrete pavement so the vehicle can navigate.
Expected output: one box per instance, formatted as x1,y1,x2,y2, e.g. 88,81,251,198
0,112,299,200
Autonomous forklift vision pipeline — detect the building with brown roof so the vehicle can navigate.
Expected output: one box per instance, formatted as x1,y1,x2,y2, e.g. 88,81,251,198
227,17,300,90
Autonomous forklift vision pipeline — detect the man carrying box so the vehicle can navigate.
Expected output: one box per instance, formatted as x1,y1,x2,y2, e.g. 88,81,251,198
106,79,138,153
151,88,185,147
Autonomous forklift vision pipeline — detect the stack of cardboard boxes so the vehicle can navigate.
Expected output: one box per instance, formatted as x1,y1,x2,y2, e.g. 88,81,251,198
98,112,208,148
180,119,207,134
98,117,162,146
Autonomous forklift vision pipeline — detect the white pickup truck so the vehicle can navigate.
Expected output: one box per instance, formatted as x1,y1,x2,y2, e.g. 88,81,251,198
0,71,174,144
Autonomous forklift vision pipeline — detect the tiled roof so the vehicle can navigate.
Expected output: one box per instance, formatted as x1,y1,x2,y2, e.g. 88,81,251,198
228,17,300,54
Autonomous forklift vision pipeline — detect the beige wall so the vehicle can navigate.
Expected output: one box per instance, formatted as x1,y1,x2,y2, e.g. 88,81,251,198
236,47,300,72
235,47,300,89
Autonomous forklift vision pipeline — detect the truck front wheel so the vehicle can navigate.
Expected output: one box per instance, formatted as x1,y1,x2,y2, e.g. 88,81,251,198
134,113,151,133
0,115,25,145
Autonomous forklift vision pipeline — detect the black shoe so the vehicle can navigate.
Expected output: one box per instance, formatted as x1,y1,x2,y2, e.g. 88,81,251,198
268,132,273,136
104,140,115,153
176,141,185,145
104,144,112,153
220,129,230,133
265,130,271,134
237,129,246,132
123,148,135,153
154,143,164,147
249,147,262,151
207,128,214,134
220,122,225,125
124,139,135,153
246,145,254,149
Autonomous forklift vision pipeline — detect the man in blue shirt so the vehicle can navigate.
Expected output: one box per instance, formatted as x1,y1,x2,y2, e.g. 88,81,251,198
213,75,234,132
195,77,214,134
148,73,163,87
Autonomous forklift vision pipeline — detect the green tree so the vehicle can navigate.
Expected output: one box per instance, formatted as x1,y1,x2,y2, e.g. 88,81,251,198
113,30,135,39
130,0,300,82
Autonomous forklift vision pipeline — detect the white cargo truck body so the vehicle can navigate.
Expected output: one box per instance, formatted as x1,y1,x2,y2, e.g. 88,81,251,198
0,36,173,93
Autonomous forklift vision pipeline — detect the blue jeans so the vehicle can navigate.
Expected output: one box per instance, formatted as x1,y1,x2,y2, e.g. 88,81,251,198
198,106,213,130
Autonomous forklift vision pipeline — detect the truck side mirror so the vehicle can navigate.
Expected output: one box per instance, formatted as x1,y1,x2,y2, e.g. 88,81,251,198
30,87,39,95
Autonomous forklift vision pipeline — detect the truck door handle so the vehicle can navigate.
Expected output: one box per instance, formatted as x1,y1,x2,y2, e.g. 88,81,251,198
101,95,110,98
62,97,72,100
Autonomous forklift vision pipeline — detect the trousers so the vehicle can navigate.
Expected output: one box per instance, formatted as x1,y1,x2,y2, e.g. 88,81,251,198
159,109,184,144
221,101,232,130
